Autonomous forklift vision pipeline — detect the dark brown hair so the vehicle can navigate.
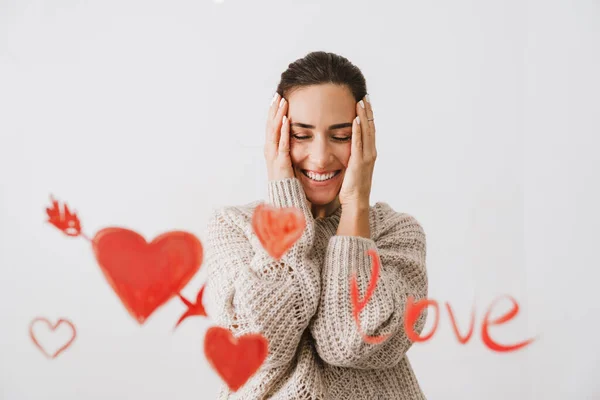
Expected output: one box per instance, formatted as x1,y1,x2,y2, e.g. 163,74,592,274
276,51,367,101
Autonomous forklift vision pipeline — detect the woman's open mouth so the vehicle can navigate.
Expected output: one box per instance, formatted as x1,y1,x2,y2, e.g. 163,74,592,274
301,169,342,185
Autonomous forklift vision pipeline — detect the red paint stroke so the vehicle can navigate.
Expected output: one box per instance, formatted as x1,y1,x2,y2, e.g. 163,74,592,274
405,297,440,343
46,195,88,239
204,326,269,392
252,203,305,260
92,228,203,324
481,295,536,352
29,317,77,359
350,248,391,344
174,284,208,329
46,196,204,325
446,302,475,344
404,296,536,352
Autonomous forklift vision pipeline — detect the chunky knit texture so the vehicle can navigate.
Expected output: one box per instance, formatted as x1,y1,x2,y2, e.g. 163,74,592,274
204,177,428,399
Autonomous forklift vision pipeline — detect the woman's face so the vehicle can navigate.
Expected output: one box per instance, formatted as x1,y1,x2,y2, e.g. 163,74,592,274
286,83,356,206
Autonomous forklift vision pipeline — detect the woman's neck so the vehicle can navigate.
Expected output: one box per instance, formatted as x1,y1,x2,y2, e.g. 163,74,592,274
311,197,341,219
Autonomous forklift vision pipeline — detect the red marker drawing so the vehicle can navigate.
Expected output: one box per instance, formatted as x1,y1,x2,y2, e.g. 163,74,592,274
350,248,391,344
29,317,77,359
174,284,208,329
46,195,206,326
252,203,306,260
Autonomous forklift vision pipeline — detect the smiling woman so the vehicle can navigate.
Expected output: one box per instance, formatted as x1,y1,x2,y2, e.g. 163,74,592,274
204,51,429,400
285,84,355,218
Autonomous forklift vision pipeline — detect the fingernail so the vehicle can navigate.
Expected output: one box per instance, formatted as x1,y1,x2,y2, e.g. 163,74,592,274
270,92,278,105
359,100,365,109
356,116,360,124
283,115,287,124
279,97,286,108
365,94,371,103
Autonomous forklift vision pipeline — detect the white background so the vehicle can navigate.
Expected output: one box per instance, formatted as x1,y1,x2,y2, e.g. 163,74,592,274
1,0,599,399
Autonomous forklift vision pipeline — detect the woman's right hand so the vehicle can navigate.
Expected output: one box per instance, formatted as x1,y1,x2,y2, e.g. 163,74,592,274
264,92,295,182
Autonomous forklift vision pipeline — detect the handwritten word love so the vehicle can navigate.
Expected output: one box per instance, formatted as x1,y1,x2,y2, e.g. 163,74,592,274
351,249,535,353
405,295,536,352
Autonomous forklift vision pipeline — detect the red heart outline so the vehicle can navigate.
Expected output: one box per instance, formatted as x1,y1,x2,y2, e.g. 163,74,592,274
204,326,269,392
92,228,203,324
252,203,305,260
29,317,77,359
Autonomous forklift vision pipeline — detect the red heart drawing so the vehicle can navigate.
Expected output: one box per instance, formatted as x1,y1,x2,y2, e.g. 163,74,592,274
204,326,269,392
91,228,203,324
29,317,77,359
252,203,306,260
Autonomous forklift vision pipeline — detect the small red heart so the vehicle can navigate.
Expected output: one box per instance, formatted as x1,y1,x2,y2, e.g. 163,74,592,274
252,203,306,260
29,317,77,359
92,228,203,324
204,326,269,392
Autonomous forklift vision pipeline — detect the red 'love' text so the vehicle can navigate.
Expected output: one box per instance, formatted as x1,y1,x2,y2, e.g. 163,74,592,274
405,295,536,352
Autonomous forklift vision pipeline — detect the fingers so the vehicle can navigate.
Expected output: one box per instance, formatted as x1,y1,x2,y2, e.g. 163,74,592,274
356,96,376,159
354,99,367,155
363,95,376,158
352,114,363,156
278,115,290,154
268,92,280,120
265,94,294,181
266,93,288,149
266,93,280,147
364,94,374,123
274,96,288,125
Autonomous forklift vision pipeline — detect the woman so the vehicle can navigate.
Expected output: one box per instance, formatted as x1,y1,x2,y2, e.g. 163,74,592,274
204,51,429,399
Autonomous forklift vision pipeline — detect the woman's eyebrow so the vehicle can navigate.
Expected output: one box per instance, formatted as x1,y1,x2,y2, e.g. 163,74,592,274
290,122,353,130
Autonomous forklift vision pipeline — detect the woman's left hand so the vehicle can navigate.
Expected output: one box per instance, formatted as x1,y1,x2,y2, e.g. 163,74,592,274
339,95,377,210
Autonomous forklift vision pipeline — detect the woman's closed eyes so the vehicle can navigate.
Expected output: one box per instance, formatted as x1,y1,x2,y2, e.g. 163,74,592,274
291,134,352,142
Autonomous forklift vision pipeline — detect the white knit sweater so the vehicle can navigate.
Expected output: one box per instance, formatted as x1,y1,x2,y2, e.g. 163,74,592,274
204,177,428,399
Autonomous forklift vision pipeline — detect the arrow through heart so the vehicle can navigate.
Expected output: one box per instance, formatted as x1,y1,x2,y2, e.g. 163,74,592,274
91,228,203,324
44,196,311,392
46,195,204,325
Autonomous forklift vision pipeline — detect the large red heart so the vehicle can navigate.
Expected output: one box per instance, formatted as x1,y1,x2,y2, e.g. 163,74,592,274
92,228,203,324
29,317,77,359
252,203,306,260
204,326,268,392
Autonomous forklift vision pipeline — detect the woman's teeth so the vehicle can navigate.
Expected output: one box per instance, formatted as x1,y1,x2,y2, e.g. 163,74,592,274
302,170,340,181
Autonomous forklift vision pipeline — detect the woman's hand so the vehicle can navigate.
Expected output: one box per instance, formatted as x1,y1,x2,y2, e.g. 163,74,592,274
339,95,377,210
264,93,295,182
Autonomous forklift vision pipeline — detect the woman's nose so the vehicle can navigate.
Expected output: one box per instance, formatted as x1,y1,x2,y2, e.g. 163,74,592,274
309,137,333,166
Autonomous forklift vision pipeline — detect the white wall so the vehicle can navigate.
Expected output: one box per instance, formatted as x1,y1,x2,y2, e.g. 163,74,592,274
1,0,598,399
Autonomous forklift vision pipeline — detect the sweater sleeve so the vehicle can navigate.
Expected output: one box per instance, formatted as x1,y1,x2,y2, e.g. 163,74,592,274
309,203,428,369
203,177,321,370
